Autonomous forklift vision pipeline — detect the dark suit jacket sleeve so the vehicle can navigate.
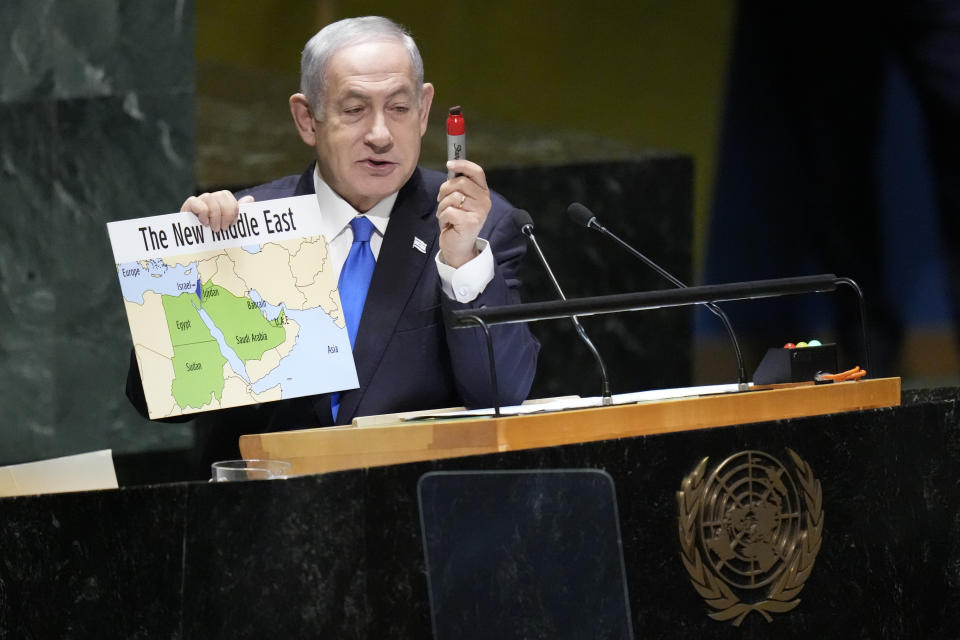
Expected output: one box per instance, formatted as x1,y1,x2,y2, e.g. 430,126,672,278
441,191,540,408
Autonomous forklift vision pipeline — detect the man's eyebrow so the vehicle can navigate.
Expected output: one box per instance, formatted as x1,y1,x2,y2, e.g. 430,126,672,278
339,86,415,103
385,86,415,100
339,90,371,103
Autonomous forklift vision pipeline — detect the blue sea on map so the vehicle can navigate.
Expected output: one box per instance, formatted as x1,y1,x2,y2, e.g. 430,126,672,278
250,305,357,395
118,260,357,397
118,260,197,303
196,308,249,381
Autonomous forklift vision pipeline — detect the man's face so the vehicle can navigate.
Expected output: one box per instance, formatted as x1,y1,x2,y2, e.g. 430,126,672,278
310,40,433,212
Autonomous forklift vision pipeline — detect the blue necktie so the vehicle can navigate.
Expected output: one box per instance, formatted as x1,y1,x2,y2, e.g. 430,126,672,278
331,216,376,421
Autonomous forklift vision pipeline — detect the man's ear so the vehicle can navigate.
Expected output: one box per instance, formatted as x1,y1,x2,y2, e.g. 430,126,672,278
289,93,317,146
419,83,435,137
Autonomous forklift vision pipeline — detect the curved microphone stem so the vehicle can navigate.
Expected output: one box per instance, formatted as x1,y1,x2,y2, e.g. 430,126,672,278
572,322,613,402
709,303,748,388
524,227,613,404
833,277,872,375
587,218,748,388
462,313,501,416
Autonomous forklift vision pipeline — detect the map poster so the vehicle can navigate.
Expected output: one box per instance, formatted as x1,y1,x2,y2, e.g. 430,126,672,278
107,195,358,420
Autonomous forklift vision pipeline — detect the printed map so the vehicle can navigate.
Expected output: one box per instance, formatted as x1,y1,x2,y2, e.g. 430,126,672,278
108,196,357,419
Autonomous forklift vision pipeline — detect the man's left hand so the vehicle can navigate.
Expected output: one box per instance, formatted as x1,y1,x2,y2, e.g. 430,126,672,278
436,159,491,268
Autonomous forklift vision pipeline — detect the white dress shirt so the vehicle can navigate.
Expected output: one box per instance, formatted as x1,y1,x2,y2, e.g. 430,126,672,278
313,167,494,302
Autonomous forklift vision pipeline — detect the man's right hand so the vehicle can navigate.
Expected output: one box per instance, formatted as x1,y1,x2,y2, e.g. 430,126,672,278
180,191,254,232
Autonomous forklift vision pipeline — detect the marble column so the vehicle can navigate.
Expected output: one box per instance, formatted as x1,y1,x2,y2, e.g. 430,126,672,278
0,1,196,464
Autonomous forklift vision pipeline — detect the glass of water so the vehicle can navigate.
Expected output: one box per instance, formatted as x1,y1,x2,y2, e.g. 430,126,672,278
210,459,291,482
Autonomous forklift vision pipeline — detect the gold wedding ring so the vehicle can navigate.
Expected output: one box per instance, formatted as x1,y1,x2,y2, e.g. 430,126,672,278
457,194,466,208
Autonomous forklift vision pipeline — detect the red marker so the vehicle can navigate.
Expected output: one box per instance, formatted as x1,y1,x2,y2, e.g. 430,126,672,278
446,106,465,179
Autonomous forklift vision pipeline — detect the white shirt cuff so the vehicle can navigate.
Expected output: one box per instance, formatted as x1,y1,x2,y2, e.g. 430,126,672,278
436,239,494,303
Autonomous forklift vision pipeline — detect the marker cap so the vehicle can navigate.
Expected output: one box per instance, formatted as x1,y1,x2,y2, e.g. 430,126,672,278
446,106,465,135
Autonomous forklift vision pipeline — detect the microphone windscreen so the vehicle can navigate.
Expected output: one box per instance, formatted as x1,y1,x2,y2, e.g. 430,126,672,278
567,202,595,228
512,209,535,232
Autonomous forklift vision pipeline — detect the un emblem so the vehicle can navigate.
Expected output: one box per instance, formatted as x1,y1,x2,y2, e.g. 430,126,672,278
677,449,824,626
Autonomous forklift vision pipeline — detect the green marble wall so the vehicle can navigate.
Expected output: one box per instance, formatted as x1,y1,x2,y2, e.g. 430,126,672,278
0,1,196,464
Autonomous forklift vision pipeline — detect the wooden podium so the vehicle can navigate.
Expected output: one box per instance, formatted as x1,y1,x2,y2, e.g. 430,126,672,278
11,377,960,639
240,377,901,476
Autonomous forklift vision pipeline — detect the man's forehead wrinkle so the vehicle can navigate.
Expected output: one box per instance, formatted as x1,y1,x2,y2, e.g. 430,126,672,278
336,70,409,85
327,40,413,79
334,77,416,103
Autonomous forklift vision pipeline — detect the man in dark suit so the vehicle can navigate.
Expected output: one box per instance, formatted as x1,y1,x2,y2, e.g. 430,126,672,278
126,16,538,443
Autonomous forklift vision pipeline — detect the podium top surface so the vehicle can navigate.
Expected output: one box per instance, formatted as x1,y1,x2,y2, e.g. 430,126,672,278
240,378,901,477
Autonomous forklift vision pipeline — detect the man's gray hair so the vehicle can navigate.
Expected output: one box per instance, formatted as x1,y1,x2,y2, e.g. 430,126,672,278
300,16,424,120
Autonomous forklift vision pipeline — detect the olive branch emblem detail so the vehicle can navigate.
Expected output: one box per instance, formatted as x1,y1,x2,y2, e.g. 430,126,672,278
677,449,824,626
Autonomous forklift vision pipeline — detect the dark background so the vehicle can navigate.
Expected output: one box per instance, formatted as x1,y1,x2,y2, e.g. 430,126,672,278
0,0,955,479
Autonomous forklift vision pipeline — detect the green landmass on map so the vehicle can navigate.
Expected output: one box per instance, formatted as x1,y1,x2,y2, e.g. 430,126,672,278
159,280,285,410
161,292,228,409
170,341,228,408
198,280,286,360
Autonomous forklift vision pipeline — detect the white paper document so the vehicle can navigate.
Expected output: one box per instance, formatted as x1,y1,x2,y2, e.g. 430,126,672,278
0,450,118,497
107,196,359,419
405,383,749,421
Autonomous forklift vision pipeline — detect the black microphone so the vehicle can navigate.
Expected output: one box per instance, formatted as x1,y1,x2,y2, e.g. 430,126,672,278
567,202,748,388
513,209,613,405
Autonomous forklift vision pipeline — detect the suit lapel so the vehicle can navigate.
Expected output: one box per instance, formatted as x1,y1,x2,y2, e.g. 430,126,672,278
293,164,316,196
335,169,437,422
